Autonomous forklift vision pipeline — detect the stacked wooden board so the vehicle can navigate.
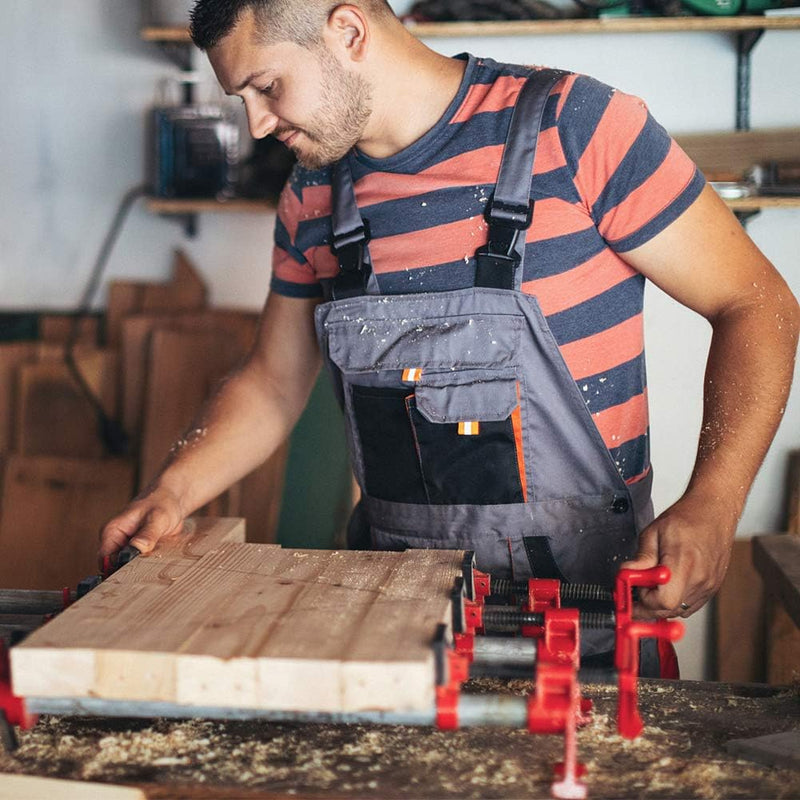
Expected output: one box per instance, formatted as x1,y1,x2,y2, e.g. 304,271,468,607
11,518,464,713
0,251,288,592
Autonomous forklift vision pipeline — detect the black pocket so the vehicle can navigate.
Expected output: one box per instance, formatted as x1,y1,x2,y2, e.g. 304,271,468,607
408,397,524,505
351,384,427,503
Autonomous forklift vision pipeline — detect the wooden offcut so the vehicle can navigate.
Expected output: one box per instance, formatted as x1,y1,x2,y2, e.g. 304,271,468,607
11,518,463,713
0,774,145,800
106,249,207,347
0,454,134,590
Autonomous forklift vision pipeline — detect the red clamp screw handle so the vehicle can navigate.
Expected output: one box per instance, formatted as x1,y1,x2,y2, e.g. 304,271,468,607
614,566,683,739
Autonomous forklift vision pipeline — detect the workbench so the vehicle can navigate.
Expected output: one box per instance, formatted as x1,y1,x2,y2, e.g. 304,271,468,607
0,678,796,799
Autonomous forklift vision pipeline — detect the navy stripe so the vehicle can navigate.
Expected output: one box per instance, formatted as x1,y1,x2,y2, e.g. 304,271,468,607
576,353,646,414
377,258,477,294
522,225,606,282
294,215,333,255
546,273,645,346
609,433,649,482
274,220,308,266
591,114,671,226
610,169,706,252
269,275,323,298
556,76,614,176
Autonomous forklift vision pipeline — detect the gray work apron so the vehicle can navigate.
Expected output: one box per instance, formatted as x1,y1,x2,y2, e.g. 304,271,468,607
314,70,655,659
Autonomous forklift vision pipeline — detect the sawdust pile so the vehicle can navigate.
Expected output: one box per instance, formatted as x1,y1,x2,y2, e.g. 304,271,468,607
0,680,797,799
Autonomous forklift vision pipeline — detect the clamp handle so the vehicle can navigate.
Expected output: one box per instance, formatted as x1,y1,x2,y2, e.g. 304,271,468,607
613,566,683,739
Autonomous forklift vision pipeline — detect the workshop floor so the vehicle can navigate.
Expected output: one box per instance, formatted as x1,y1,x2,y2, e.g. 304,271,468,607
1,680,798,799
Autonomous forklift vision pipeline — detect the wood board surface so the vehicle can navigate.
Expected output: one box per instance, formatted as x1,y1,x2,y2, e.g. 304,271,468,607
11,518,463,713
0,774,146,800
0,342,36,453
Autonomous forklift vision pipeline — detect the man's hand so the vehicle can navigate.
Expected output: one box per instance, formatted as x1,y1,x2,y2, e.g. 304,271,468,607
99,486,186,561
620,493,736,619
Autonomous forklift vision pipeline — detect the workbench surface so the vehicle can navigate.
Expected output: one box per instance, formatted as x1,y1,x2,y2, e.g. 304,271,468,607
1,678,797,799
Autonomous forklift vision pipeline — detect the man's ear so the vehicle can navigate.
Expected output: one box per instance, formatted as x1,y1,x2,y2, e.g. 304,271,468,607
323,4,369,61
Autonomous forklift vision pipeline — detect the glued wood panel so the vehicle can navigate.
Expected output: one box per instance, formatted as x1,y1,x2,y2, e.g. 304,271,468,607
12,525,462,713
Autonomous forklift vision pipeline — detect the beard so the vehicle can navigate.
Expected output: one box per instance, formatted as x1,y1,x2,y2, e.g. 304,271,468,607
283,46,372,170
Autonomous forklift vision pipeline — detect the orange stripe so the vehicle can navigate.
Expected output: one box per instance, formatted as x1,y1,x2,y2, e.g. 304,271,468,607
355,145,505,207
522,250,637,316
523,197,595,245
554,73,581,119
559,314,644,382
511,383,527,502
574,90,648,208
590,390,649,450
303,245,338,280
277,185,303,241
532,127,568,175
370,216,488,273
598,141,697,242
272,246,317,285
451,75,526,124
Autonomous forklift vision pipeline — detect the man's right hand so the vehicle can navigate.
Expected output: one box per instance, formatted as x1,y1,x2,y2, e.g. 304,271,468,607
99,486,186,561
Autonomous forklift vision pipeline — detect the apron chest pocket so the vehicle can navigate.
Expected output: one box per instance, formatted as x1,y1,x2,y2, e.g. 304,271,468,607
351,369,527,506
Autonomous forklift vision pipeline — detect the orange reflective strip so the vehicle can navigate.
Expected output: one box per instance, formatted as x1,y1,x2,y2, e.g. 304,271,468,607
458,421,480,436
402,367,422,383
511,382,527,501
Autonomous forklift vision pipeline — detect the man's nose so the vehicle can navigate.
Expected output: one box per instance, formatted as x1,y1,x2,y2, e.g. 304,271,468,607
246,101,279,139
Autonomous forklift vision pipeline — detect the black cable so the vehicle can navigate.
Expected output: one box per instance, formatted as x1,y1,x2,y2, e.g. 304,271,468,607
65,185,147,456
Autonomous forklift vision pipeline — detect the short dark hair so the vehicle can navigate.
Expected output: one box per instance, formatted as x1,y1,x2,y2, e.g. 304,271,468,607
190,0,395,51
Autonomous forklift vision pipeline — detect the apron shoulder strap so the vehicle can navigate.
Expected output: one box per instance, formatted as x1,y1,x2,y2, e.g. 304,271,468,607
475,68,571,291
326,67,571,300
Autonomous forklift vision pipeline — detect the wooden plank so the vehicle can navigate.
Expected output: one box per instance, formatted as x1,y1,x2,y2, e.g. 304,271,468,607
0,455,134,591
0,342,36,453
0,774,146,800
674,128,800,180
787,449,800,534
12,534,463,713
16,351,118,458
714,538,765,682
39,315,99,347
753,534,800,628
105,249,208,348
138,327,244,488
120,310,257,441
726,730,800,770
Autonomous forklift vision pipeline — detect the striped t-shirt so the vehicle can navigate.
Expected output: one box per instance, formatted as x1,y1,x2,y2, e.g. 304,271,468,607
271,54,705,485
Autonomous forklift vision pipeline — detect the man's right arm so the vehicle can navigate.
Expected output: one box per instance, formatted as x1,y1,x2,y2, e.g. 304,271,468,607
99,291,323,559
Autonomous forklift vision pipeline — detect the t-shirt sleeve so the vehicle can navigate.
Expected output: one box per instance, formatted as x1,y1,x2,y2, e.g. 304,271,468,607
270,165,326,299
555,75,705,253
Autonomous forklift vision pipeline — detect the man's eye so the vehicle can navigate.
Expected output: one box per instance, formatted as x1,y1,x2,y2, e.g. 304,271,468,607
258,83,275,96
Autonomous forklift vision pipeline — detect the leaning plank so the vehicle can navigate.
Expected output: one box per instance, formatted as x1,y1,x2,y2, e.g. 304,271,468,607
753,534,800,628
12,529,462,713
0,342,36,453
0,455,134,591
0,774,145,800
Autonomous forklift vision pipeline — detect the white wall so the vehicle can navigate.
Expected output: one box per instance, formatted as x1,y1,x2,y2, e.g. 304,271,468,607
2,1,798,679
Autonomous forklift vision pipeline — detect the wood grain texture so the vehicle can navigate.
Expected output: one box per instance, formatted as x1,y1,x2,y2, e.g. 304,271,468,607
39,315,99,347
16,352,118,458
12,524,462,713
0,342,36,453
714,539,766,682
106,249,208,348
0,774,146,800
0,455,134,590
674,128,800,179
120,310,257,442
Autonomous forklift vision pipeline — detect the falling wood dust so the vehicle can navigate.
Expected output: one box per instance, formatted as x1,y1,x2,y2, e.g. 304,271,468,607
1,680,798,800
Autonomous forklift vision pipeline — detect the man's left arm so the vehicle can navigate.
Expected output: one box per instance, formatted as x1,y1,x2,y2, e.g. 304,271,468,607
619,183,800,619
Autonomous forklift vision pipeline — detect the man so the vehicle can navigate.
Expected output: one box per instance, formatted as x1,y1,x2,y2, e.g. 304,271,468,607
100,0,798,653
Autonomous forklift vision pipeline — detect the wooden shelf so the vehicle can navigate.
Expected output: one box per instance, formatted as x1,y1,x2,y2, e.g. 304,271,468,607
146,197,275,214
146,195,798,217
142,15,800,43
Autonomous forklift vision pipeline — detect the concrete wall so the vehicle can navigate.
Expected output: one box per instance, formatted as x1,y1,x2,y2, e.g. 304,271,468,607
2,1,798,678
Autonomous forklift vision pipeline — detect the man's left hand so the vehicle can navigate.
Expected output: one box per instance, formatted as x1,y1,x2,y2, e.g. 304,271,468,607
619,494,737,619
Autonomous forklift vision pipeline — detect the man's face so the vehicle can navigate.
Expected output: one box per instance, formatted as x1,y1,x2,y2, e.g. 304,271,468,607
208,9,372,169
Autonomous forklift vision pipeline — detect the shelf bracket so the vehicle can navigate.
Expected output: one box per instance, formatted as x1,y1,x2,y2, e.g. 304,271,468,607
734,209,760,228
736,28,764,132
